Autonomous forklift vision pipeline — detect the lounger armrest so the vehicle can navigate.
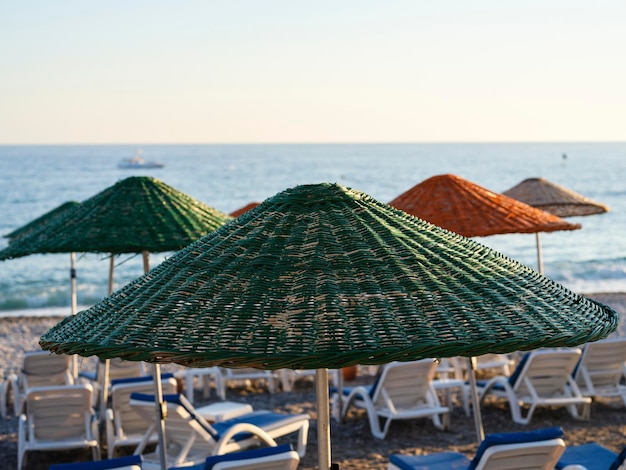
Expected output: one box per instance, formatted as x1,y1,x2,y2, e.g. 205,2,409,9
339,384,375,419
212,422,278,455
104,408,115,451
477,376,512,400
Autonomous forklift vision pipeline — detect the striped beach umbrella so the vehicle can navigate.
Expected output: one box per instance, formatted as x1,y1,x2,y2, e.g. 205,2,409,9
40,182,618,470
389,173,582,273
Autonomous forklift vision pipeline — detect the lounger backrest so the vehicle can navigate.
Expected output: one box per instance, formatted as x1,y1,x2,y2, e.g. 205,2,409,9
26,384,93,442
574,338,626,390
21,351,73,389
110,376,178,436
167,444,299,470
371,359,439,409
204,444,299,470
130,392,220,456
105,358,148,382
469,426,565,470
510,349,581,397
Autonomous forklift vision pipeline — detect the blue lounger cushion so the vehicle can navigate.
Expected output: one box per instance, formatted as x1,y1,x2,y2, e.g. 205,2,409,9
389,427,564,470
389,452,471,469
204,444,295,470
167,444,296,470
329,371,382,398
555,443,626,470
130,393,300,443
469,426,563,469
110,372,174,386
49,454,143,470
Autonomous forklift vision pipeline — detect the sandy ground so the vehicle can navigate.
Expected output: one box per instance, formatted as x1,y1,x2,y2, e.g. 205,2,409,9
1,292,625,469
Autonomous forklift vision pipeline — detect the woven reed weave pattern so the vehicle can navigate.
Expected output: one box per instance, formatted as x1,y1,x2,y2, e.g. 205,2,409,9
40,183,618,370
503,177,609,218
0,176,232,258
4,201,80,240
389,174,581,237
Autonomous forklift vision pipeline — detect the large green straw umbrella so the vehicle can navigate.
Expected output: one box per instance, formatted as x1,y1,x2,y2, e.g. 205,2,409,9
2,176,233,467
389,174,582,274
40,183,618,470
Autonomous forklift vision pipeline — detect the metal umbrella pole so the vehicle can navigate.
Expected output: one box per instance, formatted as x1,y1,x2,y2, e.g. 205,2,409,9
316,369,332,470
467,357,485,443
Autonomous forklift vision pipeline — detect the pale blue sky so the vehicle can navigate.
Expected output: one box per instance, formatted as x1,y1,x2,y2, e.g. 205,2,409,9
1,1,624,144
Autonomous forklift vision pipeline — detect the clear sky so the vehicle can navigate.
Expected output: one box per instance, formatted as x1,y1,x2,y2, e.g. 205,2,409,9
1,1,624,144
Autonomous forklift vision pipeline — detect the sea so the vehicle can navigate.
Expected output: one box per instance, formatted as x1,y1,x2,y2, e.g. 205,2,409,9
0,142,624,317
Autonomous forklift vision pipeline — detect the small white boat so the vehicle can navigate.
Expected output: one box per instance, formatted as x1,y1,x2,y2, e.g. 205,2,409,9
118,149,164,169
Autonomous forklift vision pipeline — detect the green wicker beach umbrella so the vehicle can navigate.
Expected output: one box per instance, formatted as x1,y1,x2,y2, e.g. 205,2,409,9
40,183,618,470
3,176,232,469
0,176,233,293
0,176,232,258
4,200,82,314
4,200,81,240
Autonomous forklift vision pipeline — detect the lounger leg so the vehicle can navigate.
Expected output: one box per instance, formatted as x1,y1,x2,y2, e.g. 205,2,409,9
569,402,590,420
432,411,449,431
296,421,309,457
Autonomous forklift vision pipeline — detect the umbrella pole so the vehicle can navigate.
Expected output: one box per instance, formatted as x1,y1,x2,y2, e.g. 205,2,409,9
101,254,116,422
467,357,484,444
315,368,332,470
535,232,544,274
100,358,110,421
143,251,150,273
70,252,78,378
153,364,168,470
108,253,115,296
141,258,167,470
70,252,77,315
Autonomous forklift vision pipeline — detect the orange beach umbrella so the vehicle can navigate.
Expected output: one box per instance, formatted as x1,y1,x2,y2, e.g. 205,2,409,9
389,174,582,274
229,201,261,218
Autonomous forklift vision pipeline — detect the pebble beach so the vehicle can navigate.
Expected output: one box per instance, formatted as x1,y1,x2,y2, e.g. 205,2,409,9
1,292,625,469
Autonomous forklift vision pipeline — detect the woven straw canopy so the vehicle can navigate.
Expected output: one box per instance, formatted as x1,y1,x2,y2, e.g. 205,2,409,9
0,177,232,259
503,177,609,218
40,183,617,370
389,174,581,237
4,201,80,241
